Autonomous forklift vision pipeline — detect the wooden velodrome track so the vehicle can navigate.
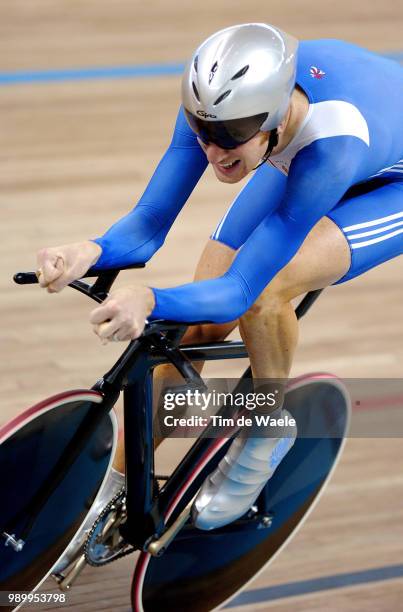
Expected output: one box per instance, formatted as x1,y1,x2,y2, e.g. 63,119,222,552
2,1,403,610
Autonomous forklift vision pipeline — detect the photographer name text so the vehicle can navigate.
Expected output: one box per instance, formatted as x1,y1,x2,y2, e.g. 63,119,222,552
163,414,296,428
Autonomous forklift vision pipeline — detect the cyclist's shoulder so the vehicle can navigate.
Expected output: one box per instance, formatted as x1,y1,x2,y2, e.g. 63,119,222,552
297,38,401,75
269,108,368,181
296,39,402,107
300,101,369,155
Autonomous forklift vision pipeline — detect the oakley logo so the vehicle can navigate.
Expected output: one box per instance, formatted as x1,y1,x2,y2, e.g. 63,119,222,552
197,110,217,119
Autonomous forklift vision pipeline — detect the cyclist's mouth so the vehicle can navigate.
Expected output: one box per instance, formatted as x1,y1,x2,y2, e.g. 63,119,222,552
216,160,241,174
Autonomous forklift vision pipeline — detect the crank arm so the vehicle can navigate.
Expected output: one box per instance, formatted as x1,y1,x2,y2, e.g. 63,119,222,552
52,553,87,590
147,497,195,557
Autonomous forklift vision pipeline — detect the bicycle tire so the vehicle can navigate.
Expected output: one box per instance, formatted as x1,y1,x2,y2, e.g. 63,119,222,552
131,374,350,612
0,390,117,610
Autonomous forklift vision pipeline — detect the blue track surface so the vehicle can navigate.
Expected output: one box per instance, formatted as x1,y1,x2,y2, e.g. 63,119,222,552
0,52,402,85
0,62,185,85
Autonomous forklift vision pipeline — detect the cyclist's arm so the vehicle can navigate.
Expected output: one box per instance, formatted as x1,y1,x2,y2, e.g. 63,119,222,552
92,107,208,268
211,162,287,250
150,137,367,322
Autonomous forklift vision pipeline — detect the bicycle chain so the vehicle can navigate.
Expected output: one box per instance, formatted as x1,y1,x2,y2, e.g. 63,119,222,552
84,477,164,567
84,487,136,566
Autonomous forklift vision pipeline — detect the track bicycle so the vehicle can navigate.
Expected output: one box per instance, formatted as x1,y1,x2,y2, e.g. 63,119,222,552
0,266,350,611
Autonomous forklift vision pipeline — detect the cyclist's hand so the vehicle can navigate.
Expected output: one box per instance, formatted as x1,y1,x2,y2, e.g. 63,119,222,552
90,285,155,343
36,241,102,293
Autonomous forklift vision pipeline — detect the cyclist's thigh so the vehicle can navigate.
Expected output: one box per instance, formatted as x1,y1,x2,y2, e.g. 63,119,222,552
211,163,287,248
253,215,351,305
328,179,403,285
183,239,238,343
193,239,235,281
265,179,403,301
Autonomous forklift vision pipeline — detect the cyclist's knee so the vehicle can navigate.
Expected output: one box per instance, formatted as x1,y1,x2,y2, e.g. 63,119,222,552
243,292,285,323
242,273,299,322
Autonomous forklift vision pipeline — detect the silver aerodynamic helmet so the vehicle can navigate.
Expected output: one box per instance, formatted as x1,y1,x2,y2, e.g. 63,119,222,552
182,23,298,149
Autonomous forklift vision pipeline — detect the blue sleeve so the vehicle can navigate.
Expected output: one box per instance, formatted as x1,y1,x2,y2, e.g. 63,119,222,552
151,137,367,322
211,163,287,249
92,107,208,268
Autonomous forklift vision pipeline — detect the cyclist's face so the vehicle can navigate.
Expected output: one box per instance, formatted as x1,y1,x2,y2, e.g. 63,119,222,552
198,132,269,183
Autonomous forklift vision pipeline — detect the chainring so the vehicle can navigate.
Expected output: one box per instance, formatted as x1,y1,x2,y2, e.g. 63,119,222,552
84,487,135,566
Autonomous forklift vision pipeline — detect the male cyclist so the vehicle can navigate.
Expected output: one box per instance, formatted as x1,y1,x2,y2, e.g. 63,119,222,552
37,24,402,559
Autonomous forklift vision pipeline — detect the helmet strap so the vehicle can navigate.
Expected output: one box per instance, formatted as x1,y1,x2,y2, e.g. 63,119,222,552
253,129,279,171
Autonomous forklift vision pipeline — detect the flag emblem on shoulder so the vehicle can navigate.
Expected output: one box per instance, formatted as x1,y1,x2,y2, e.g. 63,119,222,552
310,66,326,79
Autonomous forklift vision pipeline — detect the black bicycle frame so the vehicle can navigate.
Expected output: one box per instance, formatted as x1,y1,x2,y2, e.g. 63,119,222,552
13,269,322,551
94,289,323,549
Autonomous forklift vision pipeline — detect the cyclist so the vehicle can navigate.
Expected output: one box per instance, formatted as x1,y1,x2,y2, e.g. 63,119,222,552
37,23,403,549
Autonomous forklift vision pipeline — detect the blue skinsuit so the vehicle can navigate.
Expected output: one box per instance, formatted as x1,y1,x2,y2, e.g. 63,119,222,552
93,40,403,323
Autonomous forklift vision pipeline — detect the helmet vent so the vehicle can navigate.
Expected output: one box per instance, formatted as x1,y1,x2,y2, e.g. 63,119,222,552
193,55,199,73
208,61,218,84
231,65,249,80
192,81,200,102
213,90,231,106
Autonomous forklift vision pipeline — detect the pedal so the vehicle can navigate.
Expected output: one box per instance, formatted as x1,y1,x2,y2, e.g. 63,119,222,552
51,553,87,590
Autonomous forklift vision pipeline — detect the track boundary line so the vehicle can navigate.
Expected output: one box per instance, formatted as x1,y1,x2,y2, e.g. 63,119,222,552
1,52,402,86
226,563,403,607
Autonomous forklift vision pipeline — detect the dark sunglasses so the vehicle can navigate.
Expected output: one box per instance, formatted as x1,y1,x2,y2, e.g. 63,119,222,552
184,109,268,149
